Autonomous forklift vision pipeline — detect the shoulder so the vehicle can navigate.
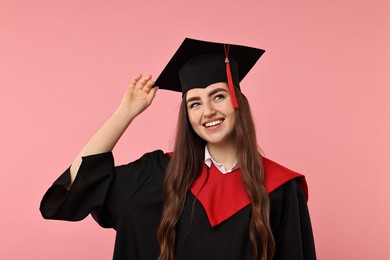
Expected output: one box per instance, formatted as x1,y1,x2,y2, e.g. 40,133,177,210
133,150,171,185
112,150,170,186
138,150,171,167
262,157,309,201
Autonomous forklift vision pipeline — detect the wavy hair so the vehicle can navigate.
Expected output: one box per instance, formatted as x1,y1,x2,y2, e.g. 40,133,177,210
157,87,275,260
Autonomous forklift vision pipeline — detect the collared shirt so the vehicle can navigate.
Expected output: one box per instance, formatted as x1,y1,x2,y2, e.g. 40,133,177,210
204,146,239,174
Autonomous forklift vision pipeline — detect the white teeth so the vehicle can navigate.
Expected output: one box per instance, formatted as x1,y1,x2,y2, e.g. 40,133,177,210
205,120,222,127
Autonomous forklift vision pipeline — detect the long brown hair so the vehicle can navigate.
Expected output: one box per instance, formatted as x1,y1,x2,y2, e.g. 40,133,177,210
157,87,275,260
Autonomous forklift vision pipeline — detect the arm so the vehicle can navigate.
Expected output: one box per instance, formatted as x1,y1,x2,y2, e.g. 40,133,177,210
69,74,158,185
271,180,316,260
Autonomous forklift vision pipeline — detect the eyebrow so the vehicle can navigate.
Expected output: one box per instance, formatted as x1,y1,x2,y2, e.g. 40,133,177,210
186,88,229,104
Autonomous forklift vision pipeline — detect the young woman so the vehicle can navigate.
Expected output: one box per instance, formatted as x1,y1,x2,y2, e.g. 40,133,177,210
40,38,316,260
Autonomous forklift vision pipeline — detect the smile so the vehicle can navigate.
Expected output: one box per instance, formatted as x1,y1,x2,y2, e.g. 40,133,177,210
203,119,224,128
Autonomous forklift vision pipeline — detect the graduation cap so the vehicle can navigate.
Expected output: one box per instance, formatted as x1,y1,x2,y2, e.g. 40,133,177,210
155,37,265,109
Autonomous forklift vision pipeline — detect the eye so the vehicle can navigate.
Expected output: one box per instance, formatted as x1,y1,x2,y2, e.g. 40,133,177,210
189,102,200,109
213,94,225,102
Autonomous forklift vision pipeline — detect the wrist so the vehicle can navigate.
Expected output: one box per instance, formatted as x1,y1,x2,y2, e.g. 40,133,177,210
113,106,138,124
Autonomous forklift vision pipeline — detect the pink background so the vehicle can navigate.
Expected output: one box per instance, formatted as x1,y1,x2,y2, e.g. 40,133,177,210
1,0,389,259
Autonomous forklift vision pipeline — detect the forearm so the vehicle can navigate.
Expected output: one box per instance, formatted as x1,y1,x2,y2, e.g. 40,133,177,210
69,107,137,183
66,74,157,186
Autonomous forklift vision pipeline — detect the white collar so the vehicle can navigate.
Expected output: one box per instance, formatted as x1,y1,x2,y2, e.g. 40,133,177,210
204,146,239,174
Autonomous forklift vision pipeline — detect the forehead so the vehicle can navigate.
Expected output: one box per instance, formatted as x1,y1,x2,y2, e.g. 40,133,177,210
186,82,228,100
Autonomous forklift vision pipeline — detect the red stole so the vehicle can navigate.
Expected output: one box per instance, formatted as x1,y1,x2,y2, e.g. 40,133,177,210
190,157,308,227
190,163,250,227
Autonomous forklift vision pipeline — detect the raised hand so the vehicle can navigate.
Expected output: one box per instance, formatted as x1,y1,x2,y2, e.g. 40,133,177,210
68,74,159,184
119,74,159,117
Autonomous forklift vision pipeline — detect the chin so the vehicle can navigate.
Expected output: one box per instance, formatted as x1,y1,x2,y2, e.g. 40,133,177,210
205,137,233,147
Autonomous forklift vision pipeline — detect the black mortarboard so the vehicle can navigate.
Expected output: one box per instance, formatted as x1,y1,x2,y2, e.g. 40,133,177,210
155,38,265,109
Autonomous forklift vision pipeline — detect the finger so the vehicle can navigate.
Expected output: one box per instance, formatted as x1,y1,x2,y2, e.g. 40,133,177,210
129,74,142,89
146,86,158,104
142,79,155,92
136,75,152,90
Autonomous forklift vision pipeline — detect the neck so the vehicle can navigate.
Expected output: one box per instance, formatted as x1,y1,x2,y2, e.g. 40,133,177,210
207,142,237,170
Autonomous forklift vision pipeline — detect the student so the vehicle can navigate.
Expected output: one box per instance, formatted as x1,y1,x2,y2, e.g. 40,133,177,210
40,38,316,260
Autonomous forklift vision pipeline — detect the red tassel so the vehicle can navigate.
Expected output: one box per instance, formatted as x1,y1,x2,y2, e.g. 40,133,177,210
224,44,239,109
226,61,239,109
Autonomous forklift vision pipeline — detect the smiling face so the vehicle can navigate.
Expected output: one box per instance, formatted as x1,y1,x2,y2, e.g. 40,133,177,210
186,82,236,147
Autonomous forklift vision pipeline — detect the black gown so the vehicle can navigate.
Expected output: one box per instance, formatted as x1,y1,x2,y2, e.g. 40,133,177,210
40,150,316,259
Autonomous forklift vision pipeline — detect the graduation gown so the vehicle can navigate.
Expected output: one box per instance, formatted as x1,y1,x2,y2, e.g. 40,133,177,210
40,150,316,259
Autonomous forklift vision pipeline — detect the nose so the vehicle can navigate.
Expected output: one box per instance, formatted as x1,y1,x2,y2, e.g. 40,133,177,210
203,102,216,117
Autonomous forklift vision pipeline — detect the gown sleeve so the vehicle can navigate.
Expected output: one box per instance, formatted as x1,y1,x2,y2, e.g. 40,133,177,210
40,152,114,222
270,180,316,260
39,150,165,228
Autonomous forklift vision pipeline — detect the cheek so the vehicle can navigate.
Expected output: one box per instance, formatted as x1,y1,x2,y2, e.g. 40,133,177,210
187,110,199,129
227,110,236,128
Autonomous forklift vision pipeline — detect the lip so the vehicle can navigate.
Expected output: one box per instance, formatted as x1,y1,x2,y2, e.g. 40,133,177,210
202,118,224,128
